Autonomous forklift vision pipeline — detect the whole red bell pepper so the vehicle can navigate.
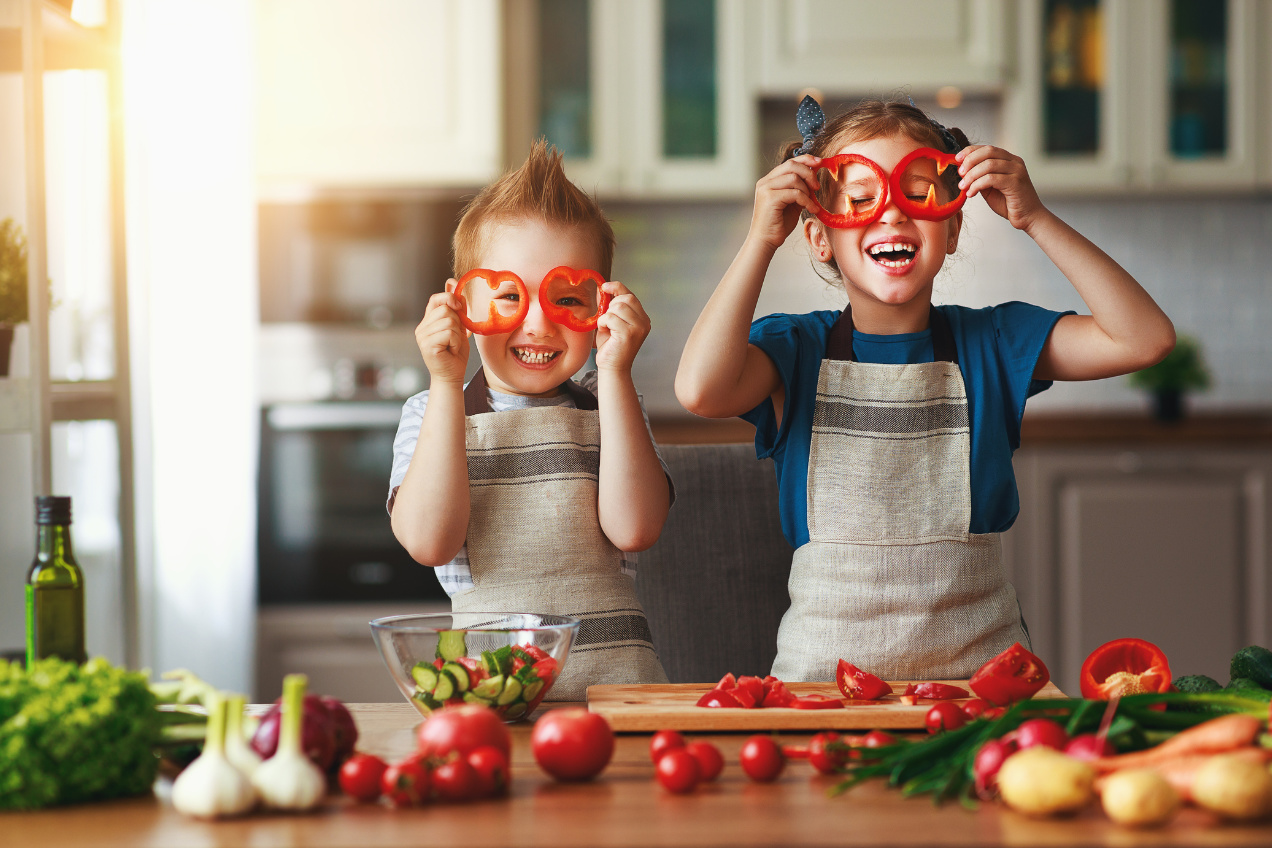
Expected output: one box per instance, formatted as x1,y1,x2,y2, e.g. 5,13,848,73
813,154,890,229
835,659,893,700
455,268,529,335
968,642,1051,706
537,266,610,332
1079,637,1172,699
888,147,967,222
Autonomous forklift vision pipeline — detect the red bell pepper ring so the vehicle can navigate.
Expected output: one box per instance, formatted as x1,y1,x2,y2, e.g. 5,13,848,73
455,268,529,335
968,642,1051,706
1079,637,1172,699
836,659,893,700
902,682,969,700
537,266,611,332
812,153,890,229
790,694,844,710
888,147,967,221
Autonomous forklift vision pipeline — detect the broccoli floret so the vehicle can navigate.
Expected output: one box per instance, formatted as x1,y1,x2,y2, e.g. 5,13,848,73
0,657,162,810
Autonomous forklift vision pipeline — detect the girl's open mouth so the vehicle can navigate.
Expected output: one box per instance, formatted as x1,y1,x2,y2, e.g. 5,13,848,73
512,347,561,366
867,241,917,269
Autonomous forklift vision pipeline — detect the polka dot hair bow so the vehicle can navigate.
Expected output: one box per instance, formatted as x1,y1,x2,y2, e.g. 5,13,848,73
793,95,824,156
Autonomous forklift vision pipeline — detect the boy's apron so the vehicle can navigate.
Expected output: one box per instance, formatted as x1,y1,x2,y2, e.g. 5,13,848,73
771,307,1028,682
450,370,668,700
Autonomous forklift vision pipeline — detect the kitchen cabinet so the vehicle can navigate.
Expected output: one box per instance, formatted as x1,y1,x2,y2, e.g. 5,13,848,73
1004,439,1272,696
753,0,1011,96
1004,0,1263,194
255,0,502,191
505,0,755,198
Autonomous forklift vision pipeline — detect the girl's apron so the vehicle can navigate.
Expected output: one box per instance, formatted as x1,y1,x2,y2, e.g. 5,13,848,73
450,370,669,700
771,307,1028,682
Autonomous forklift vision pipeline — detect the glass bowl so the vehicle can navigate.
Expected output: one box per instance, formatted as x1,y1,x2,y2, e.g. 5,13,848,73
370,612,579,722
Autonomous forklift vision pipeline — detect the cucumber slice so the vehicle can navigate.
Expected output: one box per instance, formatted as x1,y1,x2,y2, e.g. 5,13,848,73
411,690,441,714
496,676,523,706
472,674,504,700
502,702,528,720
437,629,467,662
510,646,536,665
433,669,457,701
463,691,493,706
491,645,514,675
441,662,471,692
411,661,440,691
481,650,500,676
522,678,544,702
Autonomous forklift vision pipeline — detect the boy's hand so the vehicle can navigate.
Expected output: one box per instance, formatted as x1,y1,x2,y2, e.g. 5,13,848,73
415,286,470,385
748,155,822,252
956,145,1047,234
594,281,649,375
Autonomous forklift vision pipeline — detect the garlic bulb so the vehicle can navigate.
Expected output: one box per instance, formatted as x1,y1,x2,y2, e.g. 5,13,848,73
251,673,326,811
224,694,263,777
171,695,257,819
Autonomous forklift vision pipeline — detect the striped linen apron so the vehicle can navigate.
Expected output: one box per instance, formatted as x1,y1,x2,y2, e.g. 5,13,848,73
450,370,668,700
771,306,1028,682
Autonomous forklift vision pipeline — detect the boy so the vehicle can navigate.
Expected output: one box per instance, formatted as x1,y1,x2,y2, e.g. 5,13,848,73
388,141,671,698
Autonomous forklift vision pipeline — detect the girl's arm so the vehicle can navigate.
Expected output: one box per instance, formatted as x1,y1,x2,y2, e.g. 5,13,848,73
956,146,1176,381
390,290,472,566
675,156,823,418
594,283,671,552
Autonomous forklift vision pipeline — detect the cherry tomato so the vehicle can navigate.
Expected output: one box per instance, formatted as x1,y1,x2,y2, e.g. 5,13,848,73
655,748,700,794
972,737,1016,798
807,732,851,774
338,752,388,802
416,704,512,761
925,701,969,734
530,708,615,781
432,756,483,802
650,729,686,763
685,741,724,782
381,755,431,807
1015,717,1068,751
961,698,992,720
1064,733,1117,761
466,745,510,797
739,735,784,783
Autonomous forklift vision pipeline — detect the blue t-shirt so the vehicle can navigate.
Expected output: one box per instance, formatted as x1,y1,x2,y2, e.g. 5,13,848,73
742,303,1069,549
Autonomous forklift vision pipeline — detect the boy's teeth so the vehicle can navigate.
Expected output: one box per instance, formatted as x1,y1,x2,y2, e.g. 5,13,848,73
514,348,558,364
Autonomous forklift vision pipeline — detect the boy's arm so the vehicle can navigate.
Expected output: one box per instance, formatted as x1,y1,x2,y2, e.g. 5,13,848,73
594,282,671,552
390,291,472,566
956,145,1176,381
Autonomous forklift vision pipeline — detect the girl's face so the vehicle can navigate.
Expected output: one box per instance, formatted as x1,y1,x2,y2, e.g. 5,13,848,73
459,218,600,397
805,133,961,315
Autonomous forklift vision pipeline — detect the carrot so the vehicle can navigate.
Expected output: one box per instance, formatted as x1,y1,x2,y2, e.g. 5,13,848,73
1095,749,1272,801
1092,714,1264,773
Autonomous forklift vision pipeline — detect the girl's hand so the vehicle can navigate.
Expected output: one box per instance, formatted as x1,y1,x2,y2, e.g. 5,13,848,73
415,286,470,385
956,145,1047,234
748,155,823,252
594,281,649,375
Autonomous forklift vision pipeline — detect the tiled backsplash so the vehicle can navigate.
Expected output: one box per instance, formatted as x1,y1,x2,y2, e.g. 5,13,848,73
611,196,1272,417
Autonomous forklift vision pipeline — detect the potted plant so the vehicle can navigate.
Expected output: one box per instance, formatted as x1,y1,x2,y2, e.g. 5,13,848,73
0,218,31,378
1127,335,1211,422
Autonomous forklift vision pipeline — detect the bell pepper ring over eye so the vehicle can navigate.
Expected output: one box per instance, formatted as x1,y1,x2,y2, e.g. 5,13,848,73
812,154,890,230
889,147,967,222
537,266,611,332
455,269,529,335
1079,637,1173,700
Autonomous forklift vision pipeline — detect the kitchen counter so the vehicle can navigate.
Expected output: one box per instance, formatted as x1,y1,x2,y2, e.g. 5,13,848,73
3,703,1270,848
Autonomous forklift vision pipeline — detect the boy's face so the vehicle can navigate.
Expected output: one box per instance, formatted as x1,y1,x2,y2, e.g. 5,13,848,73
464,218,601,397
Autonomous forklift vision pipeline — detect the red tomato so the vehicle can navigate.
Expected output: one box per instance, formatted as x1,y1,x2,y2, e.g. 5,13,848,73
466,745,510,797
416,704,512,761
695,688,743,708
903,682,969,700
432,756,483,802
685,741,724,782
381,756,431,807
972,737,1016,798
739,735,784,783
1015,718,1069,751
531,708,615,781
338,752,388,802
760,679,796,708
650,729,686,763
836,660,893,700
790,695,844,710
961,698,991,720
1064,733,1117,761
807,732,851,774
735,675,766,705
655,748,700,794
925,702,969,734
862,730,896,748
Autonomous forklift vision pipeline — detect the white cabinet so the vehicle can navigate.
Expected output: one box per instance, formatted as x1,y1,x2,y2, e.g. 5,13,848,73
753,0,1010,96
255,0,502,191
1004,0,1263,194
505,0,755,199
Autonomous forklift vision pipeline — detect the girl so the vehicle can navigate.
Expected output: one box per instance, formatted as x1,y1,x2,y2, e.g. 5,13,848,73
675,98,1174,682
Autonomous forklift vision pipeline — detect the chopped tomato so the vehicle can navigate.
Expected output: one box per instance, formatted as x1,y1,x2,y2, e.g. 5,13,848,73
735,675,766,705
791,695,844,710
696,688,743,709
903,682,969,700
968,642,1050,705
760,680,796,708
836,660,893,700
715,672,737,691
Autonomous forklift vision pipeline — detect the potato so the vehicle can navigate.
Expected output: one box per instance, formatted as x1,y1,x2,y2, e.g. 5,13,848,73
1190,753,1272,821
998,747,1096,817
1100,769,1180,827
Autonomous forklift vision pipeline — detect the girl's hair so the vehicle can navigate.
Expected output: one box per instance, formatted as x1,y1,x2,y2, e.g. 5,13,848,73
452,139,616,279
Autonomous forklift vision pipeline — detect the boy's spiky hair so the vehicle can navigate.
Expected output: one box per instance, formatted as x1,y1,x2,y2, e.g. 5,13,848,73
452,139,615,280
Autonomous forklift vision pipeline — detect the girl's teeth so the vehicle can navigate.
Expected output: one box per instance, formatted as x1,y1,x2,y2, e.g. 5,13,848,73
515,348,558,364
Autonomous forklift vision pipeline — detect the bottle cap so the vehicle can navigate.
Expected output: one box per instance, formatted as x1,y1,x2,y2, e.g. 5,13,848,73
35,496,72,526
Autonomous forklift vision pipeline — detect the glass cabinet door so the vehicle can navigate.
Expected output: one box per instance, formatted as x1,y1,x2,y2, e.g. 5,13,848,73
1040,0,1103,157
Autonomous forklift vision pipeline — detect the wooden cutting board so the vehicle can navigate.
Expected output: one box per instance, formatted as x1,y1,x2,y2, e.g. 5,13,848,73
587,680,1067,732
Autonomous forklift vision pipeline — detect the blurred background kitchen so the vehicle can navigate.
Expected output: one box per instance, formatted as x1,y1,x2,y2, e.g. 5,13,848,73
2,0,1271,700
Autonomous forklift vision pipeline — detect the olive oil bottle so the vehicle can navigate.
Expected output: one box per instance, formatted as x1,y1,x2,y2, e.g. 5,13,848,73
25,495,86,665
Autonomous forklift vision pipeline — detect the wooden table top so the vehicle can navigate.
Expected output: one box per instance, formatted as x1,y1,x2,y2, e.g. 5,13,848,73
2,702,1270,848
